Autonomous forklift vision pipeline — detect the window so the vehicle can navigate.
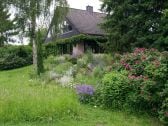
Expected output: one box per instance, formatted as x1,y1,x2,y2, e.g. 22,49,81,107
60,21,73,33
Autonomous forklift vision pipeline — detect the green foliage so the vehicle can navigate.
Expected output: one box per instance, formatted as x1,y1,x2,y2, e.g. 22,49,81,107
0,51,164,125
97,71,129,109
120,48,168,113
159,97,168,125
92,66,105,78
0,67,80,123
127,79,159,111
36,30,44,75
0,66,162,125
77,58,88,68
8,0,68,76
75,73,99,86
49,34,107,45
94,48,168,124
0,87,79,122
0,3,18,46
101,0,168,52
159,79,168,125
28,48,168,124
0,46,32,70
54,62,73,74
44,34,107,56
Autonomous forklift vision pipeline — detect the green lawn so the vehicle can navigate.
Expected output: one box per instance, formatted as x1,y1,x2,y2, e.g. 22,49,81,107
0,67,163,126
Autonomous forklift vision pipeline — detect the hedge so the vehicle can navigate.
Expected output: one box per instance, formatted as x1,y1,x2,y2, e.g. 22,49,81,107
0,46,33,70
0,35,107,70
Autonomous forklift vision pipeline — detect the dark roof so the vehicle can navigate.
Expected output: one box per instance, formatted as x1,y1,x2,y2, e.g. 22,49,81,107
66,8,106,36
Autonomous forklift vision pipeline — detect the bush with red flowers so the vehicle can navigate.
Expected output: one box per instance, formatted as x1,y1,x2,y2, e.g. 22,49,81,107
96,48,168,124
120,48,168,122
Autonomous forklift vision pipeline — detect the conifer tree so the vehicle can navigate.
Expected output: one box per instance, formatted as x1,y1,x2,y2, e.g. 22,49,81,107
0,3,17,47
101,0,168,52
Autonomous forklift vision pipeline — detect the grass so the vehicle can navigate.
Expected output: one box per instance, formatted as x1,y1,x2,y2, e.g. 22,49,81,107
0,67,79,123
0,66,163,126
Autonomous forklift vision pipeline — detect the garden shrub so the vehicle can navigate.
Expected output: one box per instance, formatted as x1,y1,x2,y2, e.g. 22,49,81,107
119,48,168,113
159,81,168,125
92,66,105,78
126,78,159,112
77,57,88,68
159,98,168,125
0,46,32,70
97,71,129,109
45,55,73,70
94,48,168,124
53,62,73,74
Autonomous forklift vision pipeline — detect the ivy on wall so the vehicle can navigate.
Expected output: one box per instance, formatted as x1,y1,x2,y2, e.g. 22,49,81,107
44,34,107,56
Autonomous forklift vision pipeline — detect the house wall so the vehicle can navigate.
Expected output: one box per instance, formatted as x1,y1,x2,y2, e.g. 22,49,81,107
72,42,84,57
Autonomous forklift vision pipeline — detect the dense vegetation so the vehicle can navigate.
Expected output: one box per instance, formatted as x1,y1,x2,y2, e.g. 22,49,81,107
101,0,168,52
0,46,32,70
0,0,168,125
1,0,68,74
0,60,162,126
0,3,17,47
44,34,107,56
35,48,167,125
94,49,168,124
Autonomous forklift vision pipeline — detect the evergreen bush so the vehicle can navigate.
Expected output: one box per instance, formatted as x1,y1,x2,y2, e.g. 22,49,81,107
0,46,32,70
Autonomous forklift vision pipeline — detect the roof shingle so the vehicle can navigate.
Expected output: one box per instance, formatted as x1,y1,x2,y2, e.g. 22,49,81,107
66,8,106,36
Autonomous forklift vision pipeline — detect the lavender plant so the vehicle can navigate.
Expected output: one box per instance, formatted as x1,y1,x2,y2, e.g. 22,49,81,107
75,85,95,103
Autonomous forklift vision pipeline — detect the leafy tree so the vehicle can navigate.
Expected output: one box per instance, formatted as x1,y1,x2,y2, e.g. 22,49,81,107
8,0,67,75
0,3,17,47
101,0,168,52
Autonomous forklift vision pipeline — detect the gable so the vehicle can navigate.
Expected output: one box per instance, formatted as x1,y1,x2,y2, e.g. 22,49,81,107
58,19,80,38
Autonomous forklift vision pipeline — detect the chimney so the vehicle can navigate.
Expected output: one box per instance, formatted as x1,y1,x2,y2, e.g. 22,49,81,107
86,5,93,13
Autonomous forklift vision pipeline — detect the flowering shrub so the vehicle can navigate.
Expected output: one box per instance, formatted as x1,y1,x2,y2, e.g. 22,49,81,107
119,48,163,75
120,48,168,123
95,48,168,124
75,84,95,103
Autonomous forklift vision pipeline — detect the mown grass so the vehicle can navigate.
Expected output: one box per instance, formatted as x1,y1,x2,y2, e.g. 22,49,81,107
0,67,163,126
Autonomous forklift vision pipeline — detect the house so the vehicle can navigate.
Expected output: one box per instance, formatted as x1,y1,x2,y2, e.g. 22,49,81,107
47,6,106,56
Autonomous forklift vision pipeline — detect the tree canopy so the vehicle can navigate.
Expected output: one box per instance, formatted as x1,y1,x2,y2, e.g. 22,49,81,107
0,3,17,47
101,0,168,52
3,0,68,74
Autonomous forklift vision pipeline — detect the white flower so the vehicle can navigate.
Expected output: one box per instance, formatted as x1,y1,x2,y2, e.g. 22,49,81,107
59,75,74,87
94,105,97,108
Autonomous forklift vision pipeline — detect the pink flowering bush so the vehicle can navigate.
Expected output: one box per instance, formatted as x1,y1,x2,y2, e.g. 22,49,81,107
96,48,168,124
120,48,168,123
120,48,163,75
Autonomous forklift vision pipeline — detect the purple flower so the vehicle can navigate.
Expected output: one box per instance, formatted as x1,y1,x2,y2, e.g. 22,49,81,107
76,84,95,96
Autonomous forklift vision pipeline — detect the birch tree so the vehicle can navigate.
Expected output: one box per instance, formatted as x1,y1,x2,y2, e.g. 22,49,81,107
8,0,68,74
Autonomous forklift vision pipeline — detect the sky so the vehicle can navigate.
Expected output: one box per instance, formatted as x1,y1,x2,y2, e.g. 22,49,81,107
67,0,102,12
